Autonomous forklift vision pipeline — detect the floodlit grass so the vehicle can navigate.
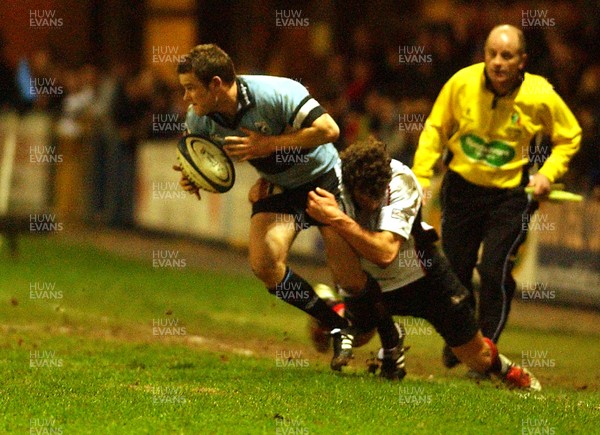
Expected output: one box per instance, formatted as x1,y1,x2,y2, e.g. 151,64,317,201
1,236,599,434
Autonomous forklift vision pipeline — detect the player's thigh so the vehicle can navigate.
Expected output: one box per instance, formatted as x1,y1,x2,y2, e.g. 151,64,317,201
318,225,365,291
416,256,479,347
249,212,297,271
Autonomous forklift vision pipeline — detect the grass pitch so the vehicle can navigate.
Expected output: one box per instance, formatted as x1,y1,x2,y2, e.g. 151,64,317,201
1,235,599,434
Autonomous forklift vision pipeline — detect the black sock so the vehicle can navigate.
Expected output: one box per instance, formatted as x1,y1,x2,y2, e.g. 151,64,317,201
377,318,400,350
268,268,348,330
345,273,399,349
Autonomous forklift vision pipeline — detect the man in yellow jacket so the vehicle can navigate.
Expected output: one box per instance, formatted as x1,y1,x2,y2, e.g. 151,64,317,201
412,24,580,368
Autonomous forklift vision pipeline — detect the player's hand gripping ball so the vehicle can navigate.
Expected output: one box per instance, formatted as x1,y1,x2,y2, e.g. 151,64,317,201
176,135,236,193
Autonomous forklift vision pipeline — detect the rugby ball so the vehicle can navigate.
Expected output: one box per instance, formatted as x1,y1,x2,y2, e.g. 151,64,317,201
176,135,235,193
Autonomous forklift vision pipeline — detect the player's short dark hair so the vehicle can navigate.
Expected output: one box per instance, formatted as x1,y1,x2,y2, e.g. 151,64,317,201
177,44,236,86
340,137,392,200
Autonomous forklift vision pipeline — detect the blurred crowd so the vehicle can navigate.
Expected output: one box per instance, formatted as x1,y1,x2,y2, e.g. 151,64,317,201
243,1,600,197
0,46,186,227
0,0,599,228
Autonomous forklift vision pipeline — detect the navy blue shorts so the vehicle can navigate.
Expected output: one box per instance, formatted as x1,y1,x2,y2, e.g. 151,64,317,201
383,246,479,347
345,246,479,348
251,169,340,228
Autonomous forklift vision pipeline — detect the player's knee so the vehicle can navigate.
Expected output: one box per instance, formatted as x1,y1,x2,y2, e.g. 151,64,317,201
335,276,366,295
250,257,285,289
251,264,277,287
336,269,379,296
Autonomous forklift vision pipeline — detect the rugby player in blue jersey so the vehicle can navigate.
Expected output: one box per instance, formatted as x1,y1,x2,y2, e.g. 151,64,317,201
174,44,398,371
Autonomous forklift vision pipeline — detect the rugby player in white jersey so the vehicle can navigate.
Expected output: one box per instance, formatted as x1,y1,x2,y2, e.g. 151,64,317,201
306,137,541,390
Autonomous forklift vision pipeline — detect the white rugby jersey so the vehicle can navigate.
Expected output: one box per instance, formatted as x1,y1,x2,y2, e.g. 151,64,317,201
340,159,426,292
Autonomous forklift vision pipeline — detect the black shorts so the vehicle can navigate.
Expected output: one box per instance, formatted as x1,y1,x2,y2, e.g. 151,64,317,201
251,168,340,228
350,246,479,347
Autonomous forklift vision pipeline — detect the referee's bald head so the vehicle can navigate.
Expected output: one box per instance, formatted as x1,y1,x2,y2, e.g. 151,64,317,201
486,25,526,54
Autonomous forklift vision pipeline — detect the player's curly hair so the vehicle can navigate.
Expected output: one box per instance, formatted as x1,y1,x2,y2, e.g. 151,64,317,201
177,44,236,86
340,137,392,199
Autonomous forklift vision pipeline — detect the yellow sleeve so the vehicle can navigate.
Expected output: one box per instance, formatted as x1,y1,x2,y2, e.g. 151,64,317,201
412,79,457,189
537,93,581,183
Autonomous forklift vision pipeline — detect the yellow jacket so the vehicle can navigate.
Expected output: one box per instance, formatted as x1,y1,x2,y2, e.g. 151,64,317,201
412,63,581,189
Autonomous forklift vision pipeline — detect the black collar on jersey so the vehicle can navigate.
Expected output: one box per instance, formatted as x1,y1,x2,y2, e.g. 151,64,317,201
207,77,255,129
484,69,524,109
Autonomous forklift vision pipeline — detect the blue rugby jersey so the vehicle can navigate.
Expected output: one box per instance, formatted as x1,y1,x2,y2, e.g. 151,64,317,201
185,75,339,189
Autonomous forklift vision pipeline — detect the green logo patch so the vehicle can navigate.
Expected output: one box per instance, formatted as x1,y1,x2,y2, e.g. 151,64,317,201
460,134,515,167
